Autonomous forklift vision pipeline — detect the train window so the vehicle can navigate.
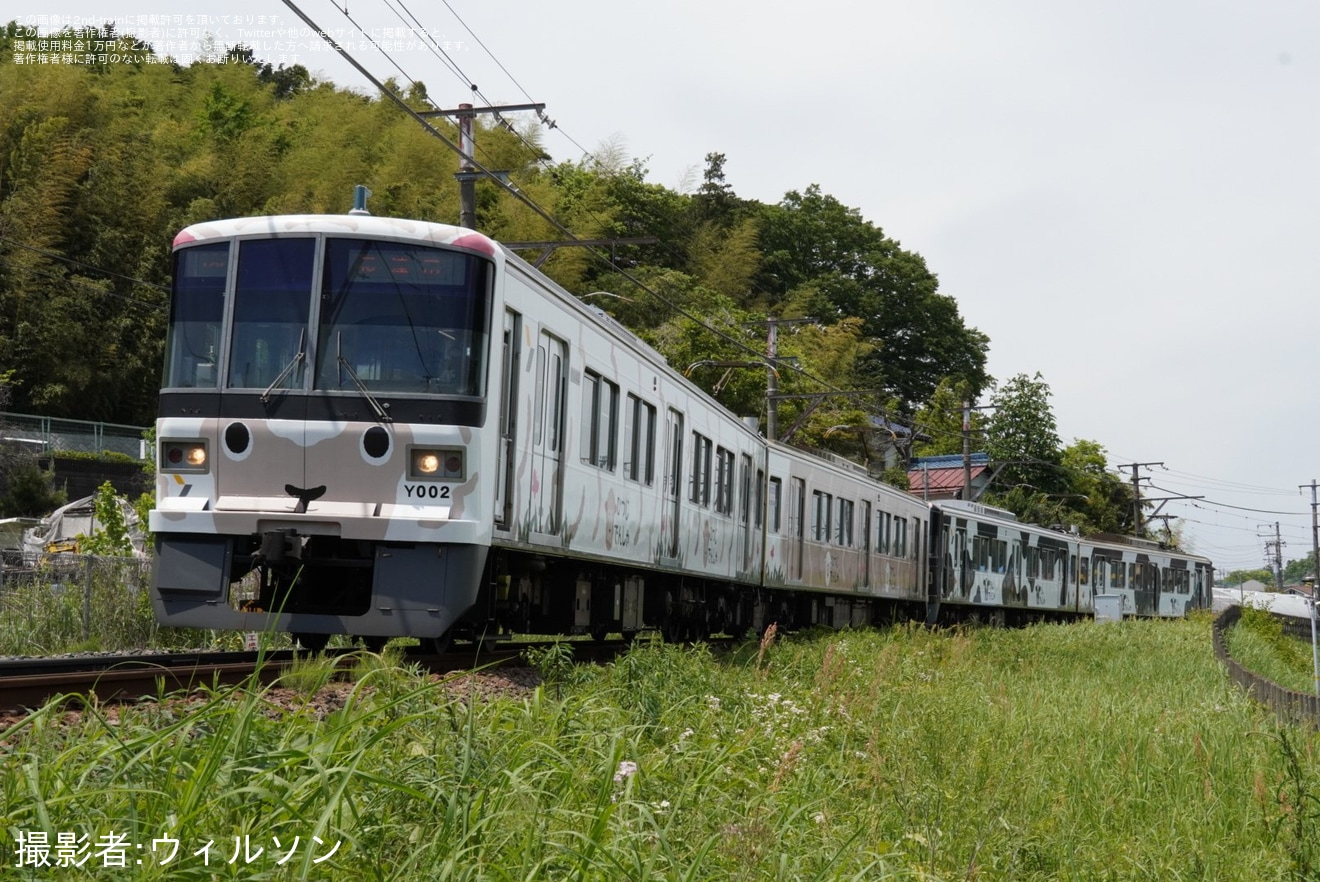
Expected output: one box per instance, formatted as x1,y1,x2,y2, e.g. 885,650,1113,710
598,377,618,469
549,350,565,452
643,402,656,484
790,477,805,540
836,498,854,547
165,242,230,389
811,491,833,542
624,394,656,484
739,455,753,525
715,448,735,515
690,433,712,506
534,344,547,445
768,477,782,532
579,374,593,463
894,517,907,557
664,408,683,505
1110,563,1125,589
755,468,765,528
316,239,491,397
879,511,891,555
228,238,315,390
580,370,618,470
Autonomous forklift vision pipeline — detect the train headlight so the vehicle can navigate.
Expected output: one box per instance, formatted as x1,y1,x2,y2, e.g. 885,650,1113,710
410,447,464,481
162,440,208,473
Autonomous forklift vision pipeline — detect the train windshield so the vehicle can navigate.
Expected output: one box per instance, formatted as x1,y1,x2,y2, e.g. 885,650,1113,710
228,238,316,390
163,242,229,389
315,238,492,396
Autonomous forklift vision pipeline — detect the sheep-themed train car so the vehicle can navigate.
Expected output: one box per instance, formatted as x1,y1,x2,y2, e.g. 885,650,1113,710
149,213,1211,649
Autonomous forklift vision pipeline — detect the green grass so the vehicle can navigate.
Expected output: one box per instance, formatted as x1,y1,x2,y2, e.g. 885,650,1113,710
3,616,1318,880
1227,606,1320,696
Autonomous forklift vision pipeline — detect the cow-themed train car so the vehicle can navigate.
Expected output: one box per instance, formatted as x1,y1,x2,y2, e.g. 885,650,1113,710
933,500,1213,625
149,213,1212,649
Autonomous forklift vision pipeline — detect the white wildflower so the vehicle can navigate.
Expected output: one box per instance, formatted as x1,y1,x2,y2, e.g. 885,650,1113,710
613,760,638,783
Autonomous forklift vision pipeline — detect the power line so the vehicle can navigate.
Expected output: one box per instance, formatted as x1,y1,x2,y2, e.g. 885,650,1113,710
279,0,786,379
0,235,169,296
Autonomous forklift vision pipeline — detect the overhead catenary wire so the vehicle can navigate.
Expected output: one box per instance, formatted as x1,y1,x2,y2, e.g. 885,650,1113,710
279,0,787,379
287,3,1287,556
317,1,875,412
313,1,918,446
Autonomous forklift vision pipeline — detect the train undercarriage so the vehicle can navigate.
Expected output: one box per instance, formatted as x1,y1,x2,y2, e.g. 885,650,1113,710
172,531,1069,654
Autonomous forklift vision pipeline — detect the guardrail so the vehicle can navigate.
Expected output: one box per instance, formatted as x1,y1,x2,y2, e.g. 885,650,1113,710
1213,605,1320,728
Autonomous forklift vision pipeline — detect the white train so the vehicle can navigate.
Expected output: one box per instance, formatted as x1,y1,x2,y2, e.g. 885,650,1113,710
149,213,1213,649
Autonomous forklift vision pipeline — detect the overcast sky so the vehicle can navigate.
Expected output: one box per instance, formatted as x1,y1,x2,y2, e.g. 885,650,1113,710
27,1,1320,576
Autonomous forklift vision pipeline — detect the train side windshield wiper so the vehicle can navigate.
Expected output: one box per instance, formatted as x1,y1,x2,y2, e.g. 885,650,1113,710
336,332,391,422
260,329,305,405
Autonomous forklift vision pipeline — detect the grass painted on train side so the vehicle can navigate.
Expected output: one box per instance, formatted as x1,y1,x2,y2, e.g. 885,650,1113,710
4,615,1318,881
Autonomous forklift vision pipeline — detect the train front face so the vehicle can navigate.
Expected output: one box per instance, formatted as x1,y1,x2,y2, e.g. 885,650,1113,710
149,217,501,642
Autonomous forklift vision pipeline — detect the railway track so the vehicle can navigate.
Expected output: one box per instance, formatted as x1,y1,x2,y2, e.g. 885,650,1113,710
0,638,639,716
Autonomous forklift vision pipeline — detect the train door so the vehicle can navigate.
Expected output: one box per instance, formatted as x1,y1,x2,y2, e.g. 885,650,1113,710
494,309,520,529
739,453,753,572
912,518,922,596
860,501,872,591
661,408,683,560
953,525,968,599
528,329,565,535
789,477,806,581
1093,556,1109,608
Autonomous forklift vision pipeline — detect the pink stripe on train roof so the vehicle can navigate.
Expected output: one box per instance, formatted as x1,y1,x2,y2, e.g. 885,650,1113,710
172,215,498,256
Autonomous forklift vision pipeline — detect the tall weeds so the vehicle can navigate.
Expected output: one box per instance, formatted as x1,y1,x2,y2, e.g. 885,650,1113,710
2,618,1315,879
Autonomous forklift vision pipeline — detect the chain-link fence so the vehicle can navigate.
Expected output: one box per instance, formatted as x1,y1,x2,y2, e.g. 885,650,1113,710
0,412,149,460
0,554,209,655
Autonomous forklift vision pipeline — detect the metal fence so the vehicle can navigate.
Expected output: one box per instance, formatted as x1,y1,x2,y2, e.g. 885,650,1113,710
0,555,159,653
1214,604,1320,729
1,411,150,460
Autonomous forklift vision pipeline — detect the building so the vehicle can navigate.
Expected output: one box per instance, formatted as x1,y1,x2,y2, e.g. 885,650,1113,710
907,453,991,501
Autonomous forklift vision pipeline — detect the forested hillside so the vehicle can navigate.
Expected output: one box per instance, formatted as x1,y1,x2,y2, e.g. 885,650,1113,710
0,21,988,444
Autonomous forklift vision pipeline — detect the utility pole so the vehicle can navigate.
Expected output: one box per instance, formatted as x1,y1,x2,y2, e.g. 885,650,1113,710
766,319,779,442
1258,522,1285,592
1301,481,1320,696
1117,461,1162,537
418,100,545,230
747,316,811,443
962,401,972,501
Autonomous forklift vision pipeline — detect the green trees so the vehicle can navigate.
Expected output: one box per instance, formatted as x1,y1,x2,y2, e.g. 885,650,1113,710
756,185,989,415
978,373,1143,539
8,21,1148,531
77,480,134,556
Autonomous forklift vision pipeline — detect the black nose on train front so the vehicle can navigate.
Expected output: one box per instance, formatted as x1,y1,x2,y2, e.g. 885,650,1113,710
285,484,327,514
